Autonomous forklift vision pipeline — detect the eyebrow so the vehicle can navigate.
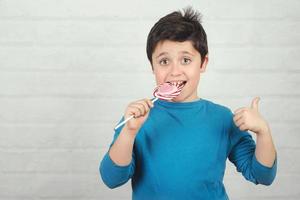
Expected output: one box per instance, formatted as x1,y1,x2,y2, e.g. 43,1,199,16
155,51,195,59
181,51,195,56
155,52,168,59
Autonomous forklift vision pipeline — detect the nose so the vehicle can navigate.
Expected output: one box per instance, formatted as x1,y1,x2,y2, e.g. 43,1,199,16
170,63,182,76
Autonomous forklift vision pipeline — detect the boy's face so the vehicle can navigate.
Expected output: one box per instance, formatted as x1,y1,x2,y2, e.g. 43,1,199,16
151,40,208,102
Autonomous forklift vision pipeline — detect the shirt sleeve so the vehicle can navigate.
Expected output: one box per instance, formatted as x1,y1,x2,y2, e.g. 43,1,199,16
227,111,277,186
99,117,136,189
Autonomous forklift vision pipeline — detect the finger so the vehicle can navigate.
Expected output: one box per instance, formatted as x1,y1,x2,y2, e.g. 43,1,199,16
136,101,149,115
146,98,154,108
234,107,246,114
233,110,246,124
239,124,249,131
136,100,152,116
142,99,152,109
129,104,143,117
233,112,243,123
251,97,260,111
235,117,244,127
137,98,153,109
141,98,154,113
128,107,138,118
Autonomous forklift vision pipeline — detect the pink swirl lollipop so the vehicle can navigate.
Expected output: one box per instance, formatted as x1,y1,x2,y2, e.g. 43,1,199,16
153,81,185,101
114,81,186,130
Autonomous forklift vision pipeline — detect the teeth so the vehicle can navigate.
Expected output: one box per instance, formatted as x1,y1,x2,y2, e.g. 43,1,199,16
169,81,186,87
171,81,183,84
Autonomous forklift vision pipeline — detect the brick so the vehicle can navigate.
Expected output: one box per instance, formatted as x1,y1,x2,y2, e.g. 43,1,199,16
0,46,150,73
0,149,107,173
0,1,299,199
0,173,131,198
0,72,299,97
0,123,115,149
1,46,299,73
0,20,299,46
224,174,300,199
0,97,299,123
0,0,299,20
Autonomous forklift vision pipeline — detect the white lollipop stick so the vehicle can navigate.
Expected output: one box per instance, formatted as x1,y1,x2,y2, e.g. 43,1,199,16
114,97,158,130
114,81,184,131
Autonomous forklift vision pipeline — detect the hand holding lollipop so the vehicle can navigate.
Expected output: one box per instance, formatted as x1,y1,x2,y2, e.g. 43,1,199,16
114,82,185,131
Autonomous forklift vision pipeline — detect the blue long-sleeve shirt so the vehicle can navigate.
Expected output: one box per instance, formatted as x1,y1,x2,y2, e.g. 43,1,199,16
100,98,277,199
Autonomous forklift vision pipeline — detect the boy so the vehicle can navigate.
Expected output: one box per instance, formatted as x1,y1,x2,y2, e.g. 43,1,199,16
100,7,277,200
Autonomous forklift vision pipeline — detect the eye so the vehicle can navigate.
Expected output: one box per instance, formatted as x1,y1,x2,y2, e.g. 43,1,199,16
159,58,169,66
182,57,192,65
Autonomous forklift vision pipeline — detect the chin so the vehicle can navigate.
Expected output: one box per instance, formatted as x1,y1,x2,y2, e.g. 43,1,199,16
176,94,199,102
172,95,187,102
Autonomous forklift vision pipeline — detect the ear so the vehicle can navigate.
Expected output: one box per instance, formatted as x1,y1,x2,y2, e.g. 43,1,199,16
151,65,154,74
200,54,209,72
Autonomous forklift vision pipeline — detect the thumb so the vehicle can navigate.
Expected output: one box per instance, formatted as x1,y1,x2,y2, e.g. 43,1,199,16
251,97,260,110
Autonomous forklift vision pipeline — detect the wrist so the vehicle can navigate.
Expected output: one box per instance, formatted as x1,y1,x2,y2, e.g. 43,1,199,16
257,123,271,137
256,132,270,142
123,124,139,138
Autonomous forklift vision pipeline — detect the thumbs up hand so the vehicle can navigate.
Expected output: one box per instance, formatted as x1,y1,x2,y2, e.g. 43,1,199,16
233,97,270,135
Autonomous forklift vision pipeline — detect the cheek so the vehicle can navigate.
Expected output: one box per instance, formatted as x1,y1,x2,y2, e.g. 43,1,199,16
188,73,200,86
154,71,168,83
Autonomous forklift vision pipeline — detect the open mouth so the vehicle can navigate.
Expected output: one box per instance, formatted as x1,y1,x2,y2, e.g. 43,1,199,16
180,81,187,87
168,81,187,88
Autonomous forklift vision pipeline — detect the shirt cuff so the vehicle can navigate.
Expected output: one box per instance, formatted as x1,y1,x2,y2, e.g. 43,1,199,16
104,151,133,169
251,153,277,185
100,152,133,188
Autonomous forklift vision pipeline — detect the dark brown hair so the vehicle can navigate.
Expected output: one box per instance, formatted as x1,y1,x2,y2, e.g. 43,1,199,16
146,7,208,67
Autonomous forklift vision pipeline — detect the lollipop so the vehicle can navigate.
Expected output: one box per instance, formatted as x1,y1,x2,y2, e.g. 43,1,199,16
153,81,185,101
114,81,185,130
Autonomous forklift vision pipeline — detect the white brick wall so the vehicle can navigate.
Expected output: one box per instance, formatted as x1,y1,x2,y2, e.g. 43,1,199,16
0,0,299,199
